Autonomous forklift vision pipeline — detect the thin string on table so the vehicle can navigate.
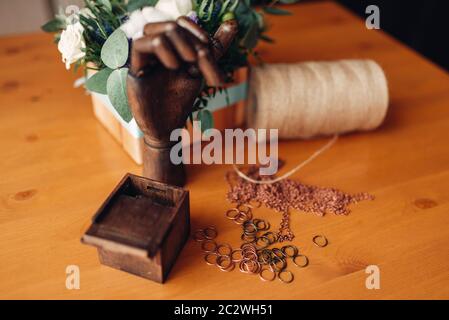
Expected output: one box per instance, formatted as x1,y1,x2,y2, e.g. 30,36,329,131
232,135,339,185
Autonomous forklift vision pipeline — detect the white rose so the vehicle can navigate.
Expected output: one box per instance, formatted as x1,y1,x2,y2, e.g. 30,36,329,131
120,7,171,40
156,0,193,20
58,22,85,70
120,0,194,40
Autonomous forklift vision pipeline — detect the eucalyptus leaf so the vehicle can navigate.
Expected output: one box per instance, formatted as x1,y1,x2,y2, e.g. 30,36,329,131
197,109,214,132
85,67,113,94
101,29,129,69
241,22,259,49
107,68,133,123
263,7,292,16
41,18,65,32
127,0,158,12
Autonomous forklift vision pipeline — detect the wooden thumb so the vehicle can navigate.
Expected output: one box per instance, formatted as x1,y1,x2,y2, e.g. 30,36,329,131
212,19,238,60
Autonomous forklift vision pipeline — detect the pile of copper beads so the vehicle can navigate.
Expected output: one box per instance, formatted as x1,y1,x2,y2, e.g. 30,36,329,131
225,164,374,238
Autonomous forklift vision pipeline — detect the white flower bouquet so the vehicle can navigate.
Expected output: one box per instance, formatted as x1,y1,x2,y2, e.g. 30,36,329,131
43,0,294,162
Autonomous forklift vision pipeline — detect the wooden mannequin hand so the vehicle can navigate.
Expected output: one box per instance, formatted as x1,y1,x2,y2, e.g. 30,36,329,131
127,17,238,146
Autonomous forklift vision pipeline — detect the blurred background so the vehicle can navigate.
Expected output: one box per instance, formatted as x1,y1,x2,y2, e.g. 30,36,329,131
1,0,448,71
0,0,83,35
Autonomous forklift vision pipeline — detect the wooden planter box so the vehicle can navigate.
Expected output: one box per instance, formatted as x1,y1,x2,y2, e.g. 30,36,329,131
89,67,248,164
81,173,190,283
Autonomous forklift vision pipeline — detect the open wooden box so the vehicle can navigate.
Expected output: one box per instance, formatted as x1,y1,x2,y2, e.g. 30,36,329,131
81,173,190,283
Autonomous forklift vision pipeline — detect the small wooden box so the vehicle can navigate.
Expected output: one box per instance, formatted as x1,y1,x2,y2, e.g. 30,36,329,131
81,173,190,283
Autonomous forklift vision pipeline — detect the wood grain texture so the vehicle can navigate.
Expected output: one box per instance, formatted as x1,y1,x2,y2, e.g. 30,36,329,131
1,1,449,299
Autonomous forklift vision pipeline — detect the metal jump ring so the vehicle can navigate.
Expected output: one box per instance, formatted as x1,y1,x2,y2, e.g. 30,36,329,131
238,210,253,222
204,226,218,240
261,232,277,244
239,260,249,273
234,212,249,225
193,229,206,242
255,220,269,231
217,243,233,256
204,253,217,266
241,243,257,251
216,255,234,271
281,245,299,258
255,237,270,250
201,240,217,253
239,260,260,274
242,252,258,261
220,262,235,272
259,267,276,282
278,270,294,284
243,222,257,234
272,248,285,259
270,257,287,272
259,251,273,265
231,249,243,262
225,208,240,220
313,235,329,247
237,203,252,214
293,254,309,268
241,234,256,243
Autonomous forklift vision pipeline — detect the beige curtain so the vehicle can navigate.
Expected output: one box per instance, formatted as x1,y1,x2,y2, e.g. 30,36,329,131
0,0,51,36
0,0,85,36
50,0,84,13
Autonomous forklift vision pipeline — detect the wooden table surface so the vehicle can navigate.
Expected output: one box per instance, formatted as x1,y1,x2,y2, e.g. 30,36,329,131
1,1,449,300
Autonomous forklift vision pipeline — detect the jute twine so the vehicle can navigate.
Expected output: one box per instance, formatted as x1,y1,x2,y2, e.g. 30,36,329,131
246,59,389,139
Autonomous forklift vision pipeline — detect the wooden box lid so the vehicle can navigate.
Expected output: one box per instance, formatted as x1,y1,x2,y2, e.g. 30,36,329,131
82,173,189,257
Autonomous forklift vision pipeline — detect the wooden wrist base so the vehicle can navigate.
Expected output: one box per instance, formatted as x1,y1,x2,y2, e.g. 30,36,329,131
142,139,186,187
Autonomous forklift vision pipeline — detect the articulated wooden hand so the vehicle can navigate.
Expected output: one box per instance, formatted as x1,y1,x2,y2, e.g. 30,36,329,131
127,17,238,147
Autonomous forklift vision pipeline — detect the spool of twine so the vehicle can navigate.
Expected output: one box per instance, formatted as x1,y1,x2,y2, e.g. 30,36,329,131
246,60,389,139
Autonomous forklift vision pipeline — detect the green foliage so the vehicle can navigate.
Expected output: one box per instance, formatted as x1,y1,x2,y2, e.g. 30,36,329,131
80,0,127,68
107,68,133,122
101,28,129,69
241,21,259,49
99,28,130,121
193,0,273,112
127,0,158,12
197,0,240,34
98,0,113,11
85,67,113,94
41,17,66,32
42,0,296,124
197,109,214,132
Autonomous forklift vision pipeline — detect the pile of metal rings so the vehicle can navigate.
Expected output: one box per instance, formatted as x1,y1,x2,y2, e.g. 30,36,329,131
194,203,329,284
194,228,277,280
225,203,257,225
194,223,311,284
240,218,308,283
194,226,245,273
